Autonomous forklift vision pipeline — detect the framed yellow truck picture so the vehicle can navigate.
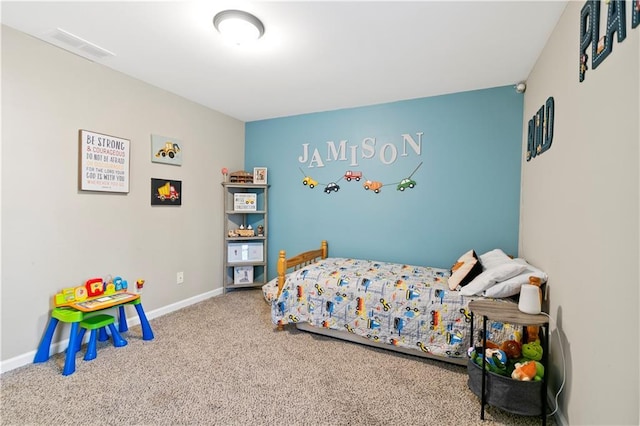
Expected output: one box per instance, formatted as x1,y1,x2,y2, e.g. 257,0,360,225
151,178,181,206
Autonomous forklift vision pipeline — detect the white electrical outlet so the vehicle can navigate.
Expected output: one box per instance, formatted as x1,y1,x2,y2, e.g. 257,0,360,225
177,271,184,284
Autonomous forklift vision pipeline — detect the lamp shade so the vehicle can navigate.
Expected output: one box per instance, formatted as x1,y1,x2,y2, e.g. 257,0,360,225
518,284,542,314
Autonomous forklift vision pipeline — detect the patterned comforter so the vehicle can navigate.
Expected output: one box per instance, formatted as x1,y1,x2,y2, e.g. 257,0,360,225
264,257,519,361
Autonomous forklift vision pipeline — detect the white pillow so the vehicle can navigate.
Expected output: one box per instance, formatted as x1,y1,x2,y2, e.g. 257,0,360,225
483,259,548,298
479,249,512,270
459,262,526,296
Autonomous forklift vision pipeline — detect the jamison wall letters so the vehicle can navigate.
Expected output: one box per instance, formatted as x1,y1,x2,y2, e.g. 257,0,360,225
298,132,423,168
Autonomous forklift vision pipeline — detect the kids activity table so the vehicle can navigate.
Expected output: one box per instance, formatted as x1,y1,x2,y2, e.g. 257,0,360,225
34,292,154,376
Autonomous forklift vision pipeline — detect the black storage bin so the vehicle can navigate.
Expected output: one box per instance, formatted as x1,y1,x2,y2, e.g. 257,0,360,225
467,360,543,416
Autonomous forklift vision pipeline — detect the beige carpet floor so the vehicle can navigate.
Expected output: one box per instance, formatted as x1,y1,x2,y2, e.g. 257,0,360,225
1,289,555,425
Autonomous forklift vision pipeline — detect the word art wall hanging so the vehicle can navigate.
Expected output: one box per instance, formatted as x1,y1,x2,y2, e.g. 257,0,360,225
79,129,130,193
580,0,639,82
527,97,555,161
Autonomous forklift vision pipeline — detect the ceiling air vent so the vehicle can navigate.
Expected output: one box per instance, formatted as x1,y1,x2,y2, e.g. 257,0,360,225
49,28,115,59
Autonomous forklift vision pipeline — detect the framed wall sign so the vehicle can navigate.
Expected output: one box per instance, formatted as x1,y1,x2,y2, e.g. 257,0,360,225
234,193,257,211
79,129,130,193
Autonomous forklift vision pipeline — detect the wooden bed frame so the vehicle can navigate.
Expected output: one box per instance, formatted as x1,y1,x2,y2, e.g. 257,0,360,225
274,240,467,366
276,240,328,298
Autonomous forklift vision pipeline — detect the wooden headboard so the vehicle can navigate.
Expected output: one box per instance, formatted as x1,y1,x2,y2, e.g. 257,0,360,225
276,240,328,297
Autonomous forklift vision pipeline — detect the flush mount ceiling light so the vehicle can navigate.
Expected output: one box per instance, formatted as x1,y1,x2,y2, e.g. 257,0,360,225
213,10,265,45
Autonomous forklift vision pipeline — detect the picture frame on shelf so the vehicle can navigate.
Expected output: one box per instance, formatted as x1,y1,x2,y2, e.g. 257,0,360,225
253,167,267,184
234,193,257,211
234,266,253,284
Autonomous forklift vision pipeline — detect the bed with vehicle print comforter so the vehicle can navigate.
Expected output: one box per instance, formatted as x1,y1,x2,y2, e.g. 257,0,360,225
263,256,520,365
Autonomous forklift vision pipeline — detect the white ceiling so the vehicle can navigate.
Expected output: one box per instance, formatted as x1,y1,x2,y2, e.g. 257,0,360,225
1,1,568,122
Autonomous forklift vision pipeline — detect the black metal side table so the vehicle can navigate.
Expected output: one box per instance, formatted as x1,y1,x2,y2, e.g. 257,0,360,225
469,299,549,425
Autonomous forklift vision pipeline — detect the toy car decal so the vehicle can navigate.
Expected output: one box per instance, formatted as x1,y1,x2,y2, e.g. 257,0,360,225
397,178,416,191
363,180,383,193
343,170,362,181
297,162,423,197
324,182,340,193
302,176,318,188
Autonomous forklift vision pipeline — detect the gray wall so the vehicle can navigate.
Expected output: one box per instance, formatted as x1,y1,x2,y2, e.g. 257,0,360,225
520,2,639,424
1,26,244,362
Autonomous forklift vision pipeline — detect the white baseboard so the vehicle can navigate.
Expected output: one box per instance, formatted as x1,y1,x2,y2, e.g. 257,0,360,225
0,288,223,374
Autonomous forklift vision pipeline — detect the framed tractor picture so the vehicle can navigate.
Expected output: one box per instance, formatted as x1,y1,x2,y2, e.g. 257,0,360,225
151,134,182,166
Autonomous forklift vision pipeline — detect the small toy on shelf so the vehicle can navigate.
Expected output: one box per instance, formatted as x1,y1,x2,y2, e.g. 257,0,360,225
221,167,228,181
113,276,128,291
235,224,254,237
257,225,264,236
229,170,253,183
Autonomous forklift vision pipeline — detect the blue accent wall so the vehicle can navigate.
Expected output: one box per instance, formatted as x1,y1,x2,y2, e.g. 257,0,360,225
246,86,522,277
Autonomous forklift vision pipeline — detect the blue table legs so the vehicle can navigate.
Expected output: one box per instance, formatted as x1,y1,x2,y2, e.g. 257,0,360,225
117,301,154,340
118,305,129,333
34,317,60,363
62,322,80,376
134,303,154,341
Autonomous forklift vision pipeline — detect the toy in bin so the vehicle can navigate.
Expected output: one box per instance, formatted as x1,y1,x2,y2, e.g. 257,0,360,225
468,339,545,381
